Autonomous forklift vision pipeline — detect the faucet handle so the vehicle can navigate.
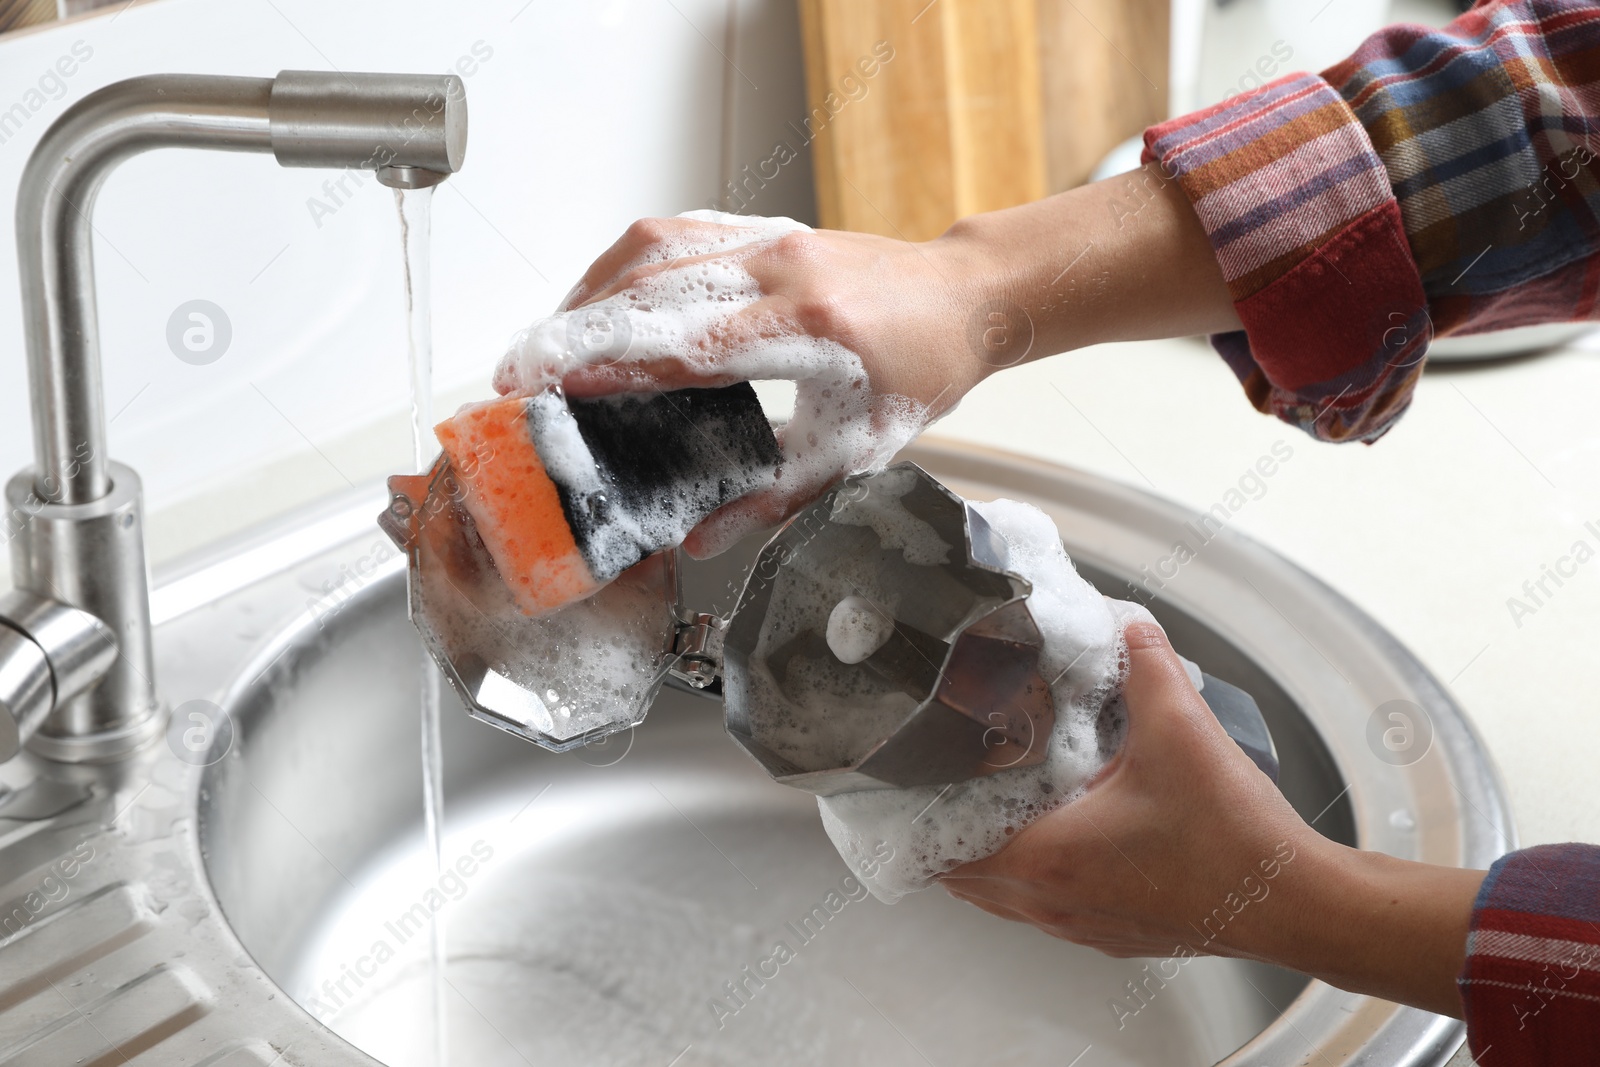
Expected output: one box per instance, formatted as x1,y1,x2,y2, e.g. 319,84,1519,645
0,592,118,762
0,621,50,763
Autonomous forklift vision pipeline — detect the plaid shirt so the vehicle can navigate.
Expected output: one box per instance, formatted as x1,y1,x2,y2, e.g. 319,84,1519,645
1144,2,1600,1061
1464,845,1600,1064
1145,0,1600,443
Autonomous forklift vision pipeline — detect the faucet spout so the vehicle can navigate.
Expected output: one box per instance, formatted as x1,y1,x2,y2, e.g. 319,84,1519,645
8,70,467,762
268,70,466,188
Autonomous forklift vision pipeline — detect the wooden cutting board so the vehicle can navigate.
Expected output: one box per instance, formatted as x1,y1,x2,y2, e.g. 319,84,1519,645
798,0,1168,241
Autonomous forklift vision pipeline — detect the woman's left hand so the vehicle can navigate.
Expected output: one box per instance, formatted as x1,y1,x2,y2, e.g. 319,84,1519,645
939,620,1486,1018
941,620,1314,959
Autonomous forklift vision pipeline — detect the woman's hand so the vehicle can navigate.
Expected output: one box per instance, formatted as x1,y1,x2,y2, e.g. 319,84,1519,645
941,620,1486,1018
941,620,1315,958
493,214,1000,557
492,168,1242,556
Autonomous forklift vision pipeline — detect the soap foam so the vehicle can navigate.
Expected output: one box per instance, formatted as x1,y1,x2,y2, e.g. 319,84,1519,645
418,535,667,745
493,210,930,555
827,465,950,566
816,498,1163,903
825,595,893,665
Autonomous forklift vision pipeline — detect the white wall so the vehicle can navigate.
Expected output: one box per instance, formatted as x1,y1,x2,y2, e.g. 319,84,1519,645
0,0,812,570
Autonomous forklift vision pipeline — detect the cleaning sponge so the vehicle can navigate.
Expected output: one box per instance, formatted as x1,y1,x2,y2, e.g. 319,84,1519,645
435,384,781,617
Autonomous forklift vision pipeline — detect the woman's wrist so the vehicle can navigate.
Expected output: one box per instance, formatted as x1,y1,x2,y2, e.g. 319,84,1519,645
922,218,1028,389
1227,833,1484,1017
930,165,1242,369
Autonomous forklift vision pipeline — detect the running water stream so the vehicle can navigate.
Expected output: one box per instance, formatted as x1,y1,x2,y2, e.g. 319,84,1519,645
396,184,449,1067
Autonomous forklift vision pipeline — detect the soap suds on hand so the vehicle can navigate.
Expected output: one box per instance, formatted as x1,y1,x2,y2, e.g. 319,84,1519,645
817,498,1161,903
492,210,932,556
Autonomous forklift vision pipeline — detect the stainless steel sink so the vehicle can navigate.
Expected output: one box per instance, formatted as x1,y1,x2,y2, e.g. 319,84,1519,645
0,440,1512,1066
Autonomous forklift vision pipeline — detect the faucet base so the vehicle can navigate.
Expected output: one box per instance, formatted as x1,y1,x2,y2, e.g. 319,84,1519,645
7,463,161,761
26,702,167,763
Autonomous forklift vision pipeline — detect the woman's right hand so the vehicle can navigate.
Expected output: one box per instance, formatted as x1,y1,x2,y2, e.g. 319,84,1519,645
493,165,1245,557
492,213,1007,557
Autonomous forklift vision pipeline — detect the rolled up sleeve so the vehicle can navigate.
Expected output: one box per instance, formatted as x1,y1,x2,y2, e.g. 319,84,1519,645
1142,74,1429,442
1144,0,1600,443
1459,843,1600,1064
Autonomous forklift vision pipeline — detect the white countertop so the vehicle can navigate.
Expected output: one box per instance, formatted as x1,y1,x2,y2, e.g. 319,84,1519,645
937,333,1600,858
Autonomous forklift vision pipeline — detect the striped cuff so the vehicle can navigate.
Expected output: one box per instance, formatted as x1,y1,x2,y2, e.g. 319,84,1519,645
1142,74,1430,443
1460,844,1600,1064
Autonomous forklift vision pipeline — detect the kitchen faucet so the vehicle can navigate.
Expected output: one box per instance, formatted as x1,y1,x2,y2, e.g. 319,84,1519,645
0,71,466,763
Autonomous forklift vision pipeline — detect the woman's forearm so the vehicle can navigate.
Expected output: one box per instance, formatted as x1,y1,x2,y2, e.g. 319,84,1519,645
939,163,1242,366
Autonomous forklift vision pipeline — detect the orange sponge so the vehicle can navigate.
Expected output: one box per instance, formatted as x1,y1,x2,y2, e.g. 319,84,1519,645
436,385,781,617
435,395,597,616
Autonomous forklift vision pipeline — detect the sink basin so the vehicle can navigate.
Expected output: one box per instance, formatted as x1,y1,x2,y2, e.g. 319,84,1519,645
0,440,1511,1066
205,579,1304,1066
